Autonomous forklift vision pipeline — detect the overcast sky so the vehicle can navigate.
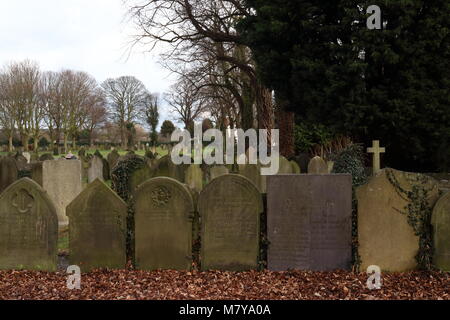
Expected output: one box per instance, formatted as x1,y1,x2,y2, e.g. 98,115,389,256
0,0,174,127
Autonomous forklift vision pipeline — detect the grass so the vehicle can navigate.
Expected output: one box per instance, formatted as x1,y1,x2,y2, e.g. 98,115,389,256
58,226,69,254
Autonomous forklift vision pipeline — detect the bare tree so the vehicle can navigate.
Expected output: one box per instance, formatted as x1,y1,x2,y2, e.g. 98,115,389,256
165,76,207,129
1,61,44,151
0,71,16,152
102,76,148,149
128,0,275,136
84,88,107,147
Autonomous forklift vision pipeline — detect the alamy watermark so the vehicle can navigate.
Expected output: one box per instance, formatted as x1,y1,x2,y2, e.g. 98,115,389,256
66,265,81,290
171,124,280,175
366,265,382,290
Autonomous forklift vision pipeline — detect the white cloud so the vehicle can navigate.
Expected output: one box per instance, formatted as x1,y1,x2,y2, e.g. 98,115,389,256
0,0,176,127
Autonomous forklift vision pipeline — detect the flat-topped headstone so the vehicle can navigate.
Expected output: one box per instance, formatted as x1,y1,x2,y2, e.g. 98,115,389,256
0,157,18,194
199,174,263,271
88,156,104,183
267,174,352,271
33,160,82,226
135,177,195,270
0,178,58,271
357,169,440,271
39,154,54,161
307,156,328,174
432,191,450,271
67,179,127,271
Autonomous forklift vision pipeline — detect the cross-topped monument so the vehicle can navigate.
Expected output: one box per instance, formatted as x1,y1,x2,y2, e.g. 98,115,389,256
367,140,385,174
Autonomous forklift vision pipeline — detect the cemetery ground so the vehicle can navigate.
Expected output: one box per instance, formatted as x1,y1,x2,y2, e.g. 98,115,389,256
0,267,448,300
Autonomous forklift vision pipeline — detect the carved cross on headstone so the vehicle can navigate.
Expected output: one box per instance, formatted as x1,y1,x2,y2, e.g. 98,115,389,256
367,140,385,174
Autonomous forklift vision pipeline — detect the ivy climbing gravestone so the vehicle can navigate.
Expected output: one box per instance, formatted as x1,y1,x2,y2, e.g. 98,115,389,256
67,179,127,271
267,174,352,271
357,169,440,271
431,191,450,271
199,174,263,271
134,177,195,270
0,178,58,271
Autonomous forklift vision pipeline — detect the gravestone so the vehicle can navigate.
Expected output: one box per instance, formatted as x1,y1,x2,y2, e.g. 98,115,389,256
238,163,263,193
14,153,28,171
431,191,450,271
199,174,263,271
107,150,120,172
30,153,39,162
153,155,186,182
290,161,301,174
0,157,18,194
135,177,195,270
67,179,127,271
39,153,54,161
185,164,203,193
23,152,31,164
33,160,83,226
209,165,229,181
267,174,352,271
307,156,328,174
0,178,58,271
88,156,104,183
278,156,294,174
357,169,440,271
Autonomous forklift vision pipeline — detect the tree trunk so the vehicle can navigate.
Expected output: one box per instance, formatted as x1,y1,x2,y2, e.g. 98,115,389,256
275,95,295,159
255,84,274,142
33,136,38,152
21,134,29,152
8,135,13,152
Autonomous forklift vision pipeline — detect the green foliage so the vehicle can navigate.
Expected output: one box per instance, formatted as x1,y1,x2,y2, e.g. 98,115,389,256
331,143,368,271
239,0,450,172
386,169,436,270
111,155,147,263
294,122,333,154
38,137,50,148
161,120,176,137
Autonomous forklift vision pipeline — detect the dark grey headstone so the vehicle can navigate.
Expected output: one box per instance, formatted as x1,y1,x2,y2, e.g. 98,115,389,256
267,174,352,271
0,157,18,194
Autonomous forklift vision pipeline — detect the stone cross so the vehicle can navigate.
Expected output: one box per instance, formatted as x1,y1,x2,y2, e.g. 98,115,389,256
367,140,385,174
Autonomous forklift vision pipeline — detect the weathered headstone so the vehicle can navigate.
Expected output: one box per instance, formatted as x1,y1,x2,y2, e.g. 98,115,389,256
267,174,352,271
290,161,301,174
209,165,229,181
153,155,186,182
278,156,294,174
199,174,263,271
0,178,58,271
307,156,328,174
107,150,120,172
135,177,195,270
67,179,127,271
39,153,54,161
88,156,104,183
185,164,203,193
431,191,450,271
32,160,83,226
367,140,385,174
357,169,440,271
0,157,18,194
238,163,263,193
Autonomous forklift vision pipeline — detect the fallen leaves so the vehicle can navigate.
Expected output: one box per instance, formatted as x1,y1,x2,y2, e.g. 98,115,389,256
0,269,447,300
